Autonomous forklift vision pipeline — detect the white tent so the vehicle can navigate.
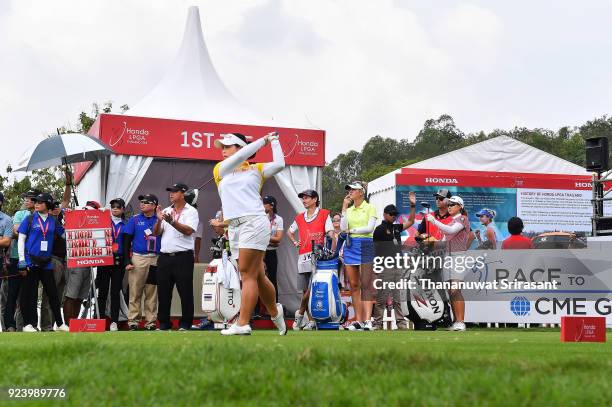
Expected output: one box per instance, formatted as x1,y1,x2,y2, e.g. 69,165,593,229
76,7,323,312
368,136,591,219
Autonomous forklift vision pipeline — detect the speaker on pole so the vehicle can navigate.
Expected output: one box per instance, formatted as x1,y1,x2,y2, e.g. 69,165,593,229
585,137,609,173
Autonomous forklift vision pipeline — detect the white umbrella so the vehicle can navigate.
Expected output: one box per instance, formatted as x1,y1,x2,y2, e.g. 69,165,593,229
15,133,111,171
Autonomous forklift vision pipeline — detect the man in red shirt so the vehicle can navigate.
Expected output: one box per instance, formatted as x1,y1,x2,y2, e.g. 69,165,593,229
502,217,534,249
417,189,454,241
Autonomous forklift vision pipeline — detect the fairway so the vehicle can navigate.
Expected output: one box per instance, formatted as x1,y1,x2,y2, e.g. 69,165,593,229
0,329,609,406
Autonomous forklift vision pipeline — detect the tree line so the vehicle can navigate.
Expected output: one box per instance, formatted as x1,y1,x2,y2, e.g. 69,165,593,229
322,114,612,212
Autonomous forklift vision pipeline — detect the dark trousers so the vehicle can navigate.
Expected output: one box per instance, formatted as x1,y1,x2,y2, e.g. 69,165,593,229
157,251,194,330
4,259,23,329
96,263,125,323
264,250,278,302
20,265,64,327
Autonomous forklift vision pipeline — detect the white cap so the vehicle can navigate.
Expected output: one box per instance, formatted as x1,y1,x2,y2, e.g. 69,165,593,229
214,133,248,148
449,196,464,207
345,181,366,191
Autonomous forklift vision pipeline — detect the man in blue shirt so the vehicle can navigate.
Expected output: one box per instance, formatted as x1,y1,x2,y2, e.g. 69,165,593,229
123,194,160,330
17,193,69,332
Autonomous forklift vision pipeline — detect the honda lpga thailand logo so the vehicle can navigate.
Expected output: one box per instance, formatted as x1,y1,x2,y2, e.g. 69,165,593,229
109,121,150,147
78,214,102,228
296,138,319,156
425,177,459,184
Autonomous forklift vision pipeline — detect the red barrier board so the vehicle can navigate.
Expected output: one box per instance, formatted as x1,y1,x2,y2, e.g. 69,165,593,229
64,209,114,268
69,319,106,333
560,316,606,342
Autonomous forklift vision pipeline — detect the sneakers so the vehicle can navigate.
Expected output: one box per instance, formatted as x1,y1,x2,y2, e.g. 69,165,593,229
303,321,317,331
448,321,466,331
220,323,252,336
347,321,364,331
271,303,287,336
293,311,304,331
56,324,70,332
363,320,375,331
110,322,118,332
23,324,38,332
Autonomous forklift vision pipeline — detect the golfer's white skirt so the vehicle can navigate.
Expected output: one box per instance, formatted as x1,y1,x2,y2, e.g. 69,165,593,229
228,215,271,259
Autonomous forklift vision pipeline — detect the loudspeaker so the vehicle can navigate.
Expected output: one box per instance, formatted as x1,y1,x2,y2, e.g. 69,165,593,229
585,137,609,172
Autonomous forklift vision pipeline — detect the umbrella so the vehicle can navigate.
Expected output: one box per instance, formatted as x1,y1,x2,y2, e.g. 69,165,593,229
15,133,111,171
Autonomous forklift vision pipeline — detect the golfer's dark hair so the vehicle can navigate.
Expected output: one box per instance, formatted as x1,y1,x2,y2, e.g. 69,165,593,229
507,216,524,235
232,133,256,160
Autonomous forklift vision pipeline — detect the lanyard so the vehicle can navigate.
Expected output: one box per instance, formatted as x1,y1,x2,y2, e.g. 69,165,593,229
112,223,123,242
37,216,50,240
172,207,183,223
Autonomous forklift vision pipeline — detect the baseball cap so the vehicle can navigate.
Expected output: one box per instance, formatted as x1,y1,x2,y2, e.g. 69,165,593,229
434,189,452,199
138,194,159,205
297,190,319,199
475,208,496,219
345,181,366,191
262,195,277,205
85,200,101,210
213,133,250,148
35,193,54,205
383,204,399,216
448,196,464,207
166,183,189,193
22,189,41,199
109,198,126,208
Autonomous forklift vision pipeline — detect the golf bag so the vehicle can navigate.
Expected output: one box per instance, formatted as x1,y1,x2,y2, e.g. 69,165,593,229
308,238,347,325
201,237,241,323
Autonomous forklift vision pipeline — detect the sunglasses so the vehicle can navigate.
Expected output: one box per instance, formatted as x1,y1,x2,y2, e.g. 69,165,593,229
448,203,459,207
140,200,155,205
435,196,445,201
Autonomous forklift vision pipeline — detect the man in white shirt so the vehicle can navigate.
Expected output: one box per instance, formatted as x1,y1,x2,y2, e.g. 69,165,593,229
153,183,200,331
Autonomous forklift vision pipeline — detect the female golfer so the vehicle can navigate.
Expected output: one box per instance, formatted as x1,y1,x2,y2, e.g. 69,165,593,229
211,132,287,336
426,195,471,331
340,181,377,331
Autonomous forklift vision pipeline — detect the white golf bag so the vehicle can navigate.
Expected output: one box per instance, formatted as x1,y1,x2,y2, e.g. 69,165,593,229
402,266,451,330
308,258,346,324
201,256,241,324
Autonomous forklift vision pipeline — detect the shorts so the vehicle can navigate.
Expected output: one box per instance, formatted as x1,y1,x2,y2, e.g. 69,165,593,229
297,272,312,292
443,254,467,282
228,215,271,259
64,267,91,299
343,237,375,265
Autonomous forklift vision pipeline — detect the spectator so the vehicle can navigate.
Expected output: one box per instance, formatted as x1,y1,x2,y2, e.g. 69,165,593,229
0,192,15,331
417,189,453,241
263,195,283,302
372,194,416,330
123,194,160,331
340,181,377,331
18,193,69,332
153,183,199,331
96,198,127,331
40,172,72,331
426,195,471,331
502,217,534,250
63,200,101,322
3,189,39,332
287,190,333,331
474,208,499,249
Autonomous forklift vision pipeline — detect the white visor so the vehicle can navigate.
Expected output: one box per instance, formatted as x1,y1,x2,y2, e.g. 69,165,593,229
214,133,248,148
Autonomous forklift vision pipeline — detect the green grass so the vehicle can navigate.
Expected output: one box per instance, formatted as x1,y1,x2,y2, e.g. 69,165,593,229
0,329,610,406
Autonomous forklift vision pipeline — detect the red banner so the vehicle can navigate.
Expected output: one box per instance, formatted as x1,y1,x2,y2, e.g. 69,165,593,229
561,316,606,342
396,168,596,190
64,209,114,268
96,114,325,166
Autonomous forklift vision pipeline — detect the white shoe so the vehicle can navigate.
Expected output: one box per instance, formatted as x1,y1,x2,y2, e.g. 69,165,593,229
363,320,375,331
293,311,304,331
56,324,70,332
448,321,466,331
303,321,317,331
347,321,364,331
220,323,252,336
110,322,118,332
272,303,287,336
23,324,38,332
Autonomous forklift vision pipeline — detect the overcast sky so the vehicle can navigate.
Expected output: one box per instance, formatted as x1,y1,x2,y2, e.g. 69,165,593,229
2,0,612,178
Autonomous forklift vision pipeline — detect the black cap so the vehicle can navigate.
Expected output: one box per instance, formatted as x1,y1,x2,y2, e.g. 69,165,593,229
51,201,61,210
298,189,319,199
110,198,126,208
262,195,277,206
138,194,159,205
166,183,189,193
383,204,399,216
434,189,452,199
22,189,41,199
35,193,54,205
